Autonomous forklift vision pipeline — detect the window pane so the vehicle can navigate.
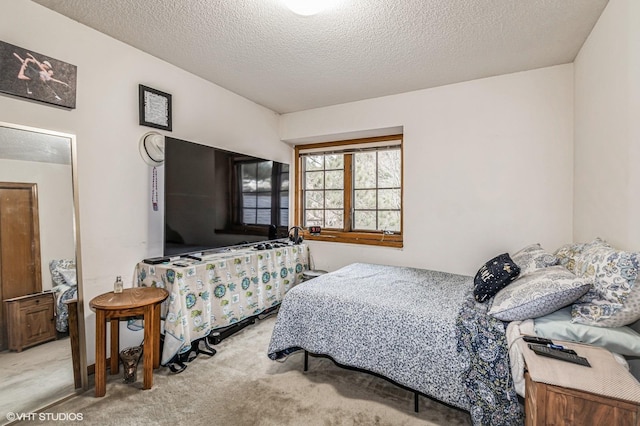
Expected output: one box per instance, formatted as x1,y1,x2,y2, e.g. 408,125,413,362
243,194,257,208
378,149,401,188
280,173,289,191
240,163,256,190
305,156,324,171
325,170,343,190
241,163,256,176
325,210,343,228
280,192,289,208
354,152,376,189
305,190,324,209
354,210,376,230
243,179,257,192
256,209,271,225
279,208,288,227
378,188,401,209
257,180,271,191
325,190,343,209
257,194,271,208
257,162,273,190
305,210,323,227
379,211,400,232
354,189,376,209
305,171,324,190
325,154,344,170
243,209,256,224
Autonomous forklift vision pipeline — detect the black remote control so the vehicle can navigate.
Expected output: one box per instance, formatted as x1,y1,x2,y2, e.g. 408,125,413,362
553,347,577,355
528,344,591,367
522,336,553,345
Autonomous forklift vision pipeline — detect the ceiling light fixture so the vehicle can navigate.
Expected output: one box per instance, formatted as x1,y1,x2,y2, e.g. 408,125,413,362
282,0,338,16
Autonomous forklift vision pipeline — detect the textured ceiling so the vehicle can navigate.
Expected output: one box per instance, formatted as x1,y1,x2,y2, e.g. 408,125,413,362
33,0,608,114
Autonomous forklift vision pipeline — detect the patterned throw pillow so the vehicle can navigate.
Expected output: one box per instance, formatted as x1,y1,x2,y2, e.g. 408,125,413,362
488,266,590,321
49,259,77,287
554,242,587,274
511,243,558,277
60,269,77,286
570,240,640,327
473,253,520,303
570,238,612,279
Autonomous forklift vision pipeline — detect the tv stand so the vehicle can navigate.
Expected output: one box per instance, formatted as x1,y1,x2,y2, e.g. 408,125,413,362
136,243,309,367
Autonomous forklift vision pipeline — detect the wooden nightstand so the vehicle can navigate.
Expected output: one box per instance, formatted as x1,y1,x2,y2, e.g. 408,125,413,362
520,340,640,426
525,372,640,425
4,292,57,352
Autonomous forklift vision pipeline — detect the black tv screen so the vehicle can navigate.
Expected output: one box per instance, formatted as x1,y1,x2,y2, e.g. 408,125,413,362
164,137,289,255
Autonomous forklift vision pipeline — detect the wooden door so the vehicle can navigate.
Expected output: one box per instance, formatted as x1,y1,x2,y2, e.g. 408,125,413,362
0,182,42,350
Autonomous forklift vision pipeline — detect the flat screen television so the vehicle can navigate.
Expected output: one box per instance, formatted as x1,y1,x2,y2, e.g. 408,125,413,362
164,137,289,256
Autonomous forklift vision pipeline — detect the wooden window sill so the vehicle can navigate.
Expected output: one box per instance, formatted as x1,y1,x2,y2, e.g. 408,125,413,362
302,231,403,248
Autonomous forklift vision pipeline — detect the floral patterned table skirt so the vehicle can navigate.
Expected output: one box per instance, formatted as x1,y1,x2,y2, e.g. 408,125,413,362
135,244,309,365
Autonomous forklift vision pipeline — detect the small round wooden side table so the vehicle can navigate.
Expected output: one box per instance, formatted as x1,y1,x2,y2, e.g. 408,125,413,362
89,287,168,397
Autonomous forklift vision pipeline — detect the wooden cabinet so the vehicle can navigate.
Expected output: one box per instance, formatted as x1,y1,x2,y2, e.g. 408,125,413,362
4,292,56,352
525,372,640,425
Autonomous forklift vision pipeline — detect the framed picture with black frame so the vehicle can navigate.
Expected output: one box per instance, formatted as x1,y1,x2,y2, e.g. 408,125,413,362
139,84,172,131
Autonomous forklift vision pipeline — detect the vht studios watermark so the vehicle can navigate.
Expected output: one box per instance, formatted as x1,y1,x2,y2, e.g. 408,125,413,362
5,412,84,422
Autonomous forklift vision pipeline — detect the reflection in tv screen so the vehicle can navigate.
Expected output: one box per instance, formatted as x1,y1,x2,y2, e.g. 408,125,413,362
164,137,289,255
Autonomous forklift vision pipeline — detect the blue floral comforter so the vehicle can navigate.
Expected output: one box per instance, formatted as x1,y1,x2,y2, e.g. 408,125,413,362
52,283,77,332
267,263,522,425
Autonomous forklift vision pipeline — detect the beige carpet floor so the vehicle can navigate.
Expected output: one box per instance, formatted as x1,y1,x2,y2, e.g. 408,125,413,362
24,316,472,426
1,337,75,425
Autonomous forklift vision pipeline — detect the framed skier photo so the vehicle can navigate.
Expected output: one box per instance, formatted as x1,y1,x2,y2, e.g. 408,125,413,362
0,41,77,109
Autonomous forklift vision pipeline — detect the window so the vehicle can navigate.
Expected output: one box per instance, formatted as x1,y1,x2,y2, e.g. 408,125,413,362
302,153,345,229
238,160,289,227
295,135,403,247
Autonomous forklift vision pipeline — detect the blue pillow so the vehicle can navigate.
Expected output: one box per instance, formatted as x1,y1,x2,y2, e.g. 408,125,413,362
535,307,640,357
473,253,520,303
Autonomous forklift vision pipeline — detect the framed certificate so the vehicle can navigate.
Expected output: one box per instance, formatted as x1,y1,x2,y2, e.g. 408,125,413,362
139,84,172,131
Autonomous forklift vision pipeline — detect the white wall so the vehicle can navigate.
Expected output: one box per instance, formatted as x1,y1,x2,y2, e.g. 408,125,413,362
0,158,75,289
0,1,580,366
281,65,575,275
2,1,289,363
573,0,640,377
574,0,640,251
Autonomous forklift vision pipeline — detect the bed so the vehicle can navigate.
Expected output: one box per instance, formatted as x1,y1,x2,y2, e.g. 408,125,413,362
49,259,77,333
267,262,523,425
267,240,640,426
